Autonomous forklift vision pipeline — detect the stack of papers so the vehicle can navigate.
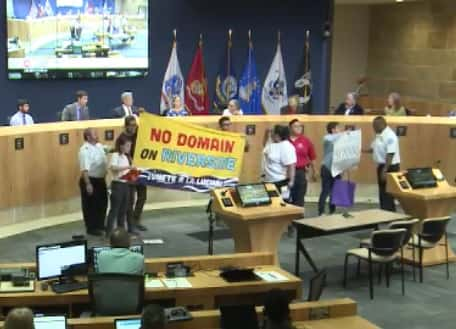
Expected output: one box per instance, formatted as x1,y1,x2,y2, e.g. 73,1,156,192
254,271,289,282
162,278,192,288
145,278,192,289
145,279,165,288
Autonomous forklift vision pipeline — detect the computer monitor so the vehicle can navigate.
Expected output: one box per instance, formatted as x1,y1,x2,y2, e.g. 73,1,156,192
114,318,141,329
36,240,87,281
220,304,259,329
406,167,437,189
91,245,144,272
236,183,271,207
34,316,67,329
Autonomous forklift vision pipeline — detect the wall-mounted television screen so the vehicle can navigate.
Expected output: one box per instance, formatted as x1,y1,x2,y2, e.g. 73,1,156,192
6,0,149,79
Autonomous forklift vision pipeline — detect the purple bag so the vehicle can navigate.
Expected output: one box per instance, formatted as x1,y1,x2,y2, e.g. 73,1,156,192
331,179,356,208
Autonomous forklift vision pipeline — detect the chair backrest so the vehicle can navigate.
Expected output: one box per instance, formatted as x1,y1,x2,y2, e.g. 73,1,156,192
388,219,420,247
307,269,326,302
371,229,406,257
88,273,144,316
421,217,451,244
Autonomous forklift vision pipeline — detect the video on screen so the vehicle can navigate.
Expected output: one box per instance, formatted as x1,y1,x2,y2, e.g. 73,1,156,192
6,0,149,79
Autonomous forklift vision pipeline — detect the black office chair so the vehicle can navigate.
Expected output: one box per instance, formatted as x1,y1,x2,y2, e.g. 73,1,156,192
307,269,326,302
88,273,144,316
360,219,420,281
408,216,451,283
344,228,406,300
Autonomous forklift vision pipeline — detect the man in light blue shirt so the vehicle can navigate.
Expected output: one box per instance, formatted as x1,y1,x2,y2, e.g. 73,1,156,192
10,99,34,126
318,122,343,216
98,228,144,274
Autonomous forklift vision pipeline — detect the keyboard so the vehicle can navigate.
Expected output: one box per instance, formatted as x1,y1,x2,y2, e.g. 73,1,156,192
51,281,88,294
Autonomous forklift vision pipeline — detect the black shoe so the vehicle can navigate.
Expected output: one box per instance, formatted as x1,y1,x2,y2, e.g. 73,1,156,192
87,230,104,237
136,224,148,231
128,229,141,236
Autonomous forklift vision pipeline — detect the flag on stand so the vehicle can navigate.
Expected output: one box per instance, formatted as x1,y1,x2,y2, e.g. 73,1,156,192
44,0,54,16
239,31,262,115
28,0,38,18
294,30,312,113
160,30,185,115
213,30,238,113
185,35,210,115
262,32,288,115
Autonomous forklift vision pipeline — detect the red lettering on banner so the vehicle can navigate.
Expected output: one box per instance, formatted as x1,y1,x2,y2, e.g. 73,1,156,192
210,138,220,151
223,140,235,153
177,133,187,146
196,137,210,150
174,133,236,153
150,129,172,144
187,135,197,148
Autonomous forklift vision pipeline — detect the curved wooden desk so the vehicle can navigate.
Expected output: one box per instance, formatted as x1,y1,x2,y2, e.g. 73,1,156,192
1,115,456,226
387,169,456,266
211,184,304,263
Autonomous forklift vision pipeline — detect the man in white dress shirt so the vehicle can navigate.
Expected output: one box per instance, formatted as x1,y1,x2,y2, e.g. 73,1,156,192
10,99,34,126
79,128,108,236
112,92,139,118
364,116,400,211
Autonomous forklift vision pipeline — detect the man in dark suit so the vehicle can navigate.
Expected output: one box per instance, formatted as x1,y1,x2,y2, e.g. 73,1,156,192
112,91,140,118
61,90,90,121
335,92,364,115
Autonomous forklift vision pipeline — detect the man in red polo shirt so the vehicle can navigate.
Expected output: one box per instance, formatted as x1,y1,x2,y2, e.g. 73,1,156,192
288,119,317,207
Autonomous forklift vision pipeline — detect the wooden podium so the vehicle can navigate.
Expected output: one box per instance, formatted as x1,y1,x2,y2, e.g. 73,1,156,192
211,184,304,264
387,168,456,266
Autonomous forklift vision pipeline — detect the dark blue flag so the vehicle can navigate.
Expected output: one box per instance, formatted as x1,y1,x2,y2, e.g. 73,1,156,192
239,37,262,115
213,31,238,113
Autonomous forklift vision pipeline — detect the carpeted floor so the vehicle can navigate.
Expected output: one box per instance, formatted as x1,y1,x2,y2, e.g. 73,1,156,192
0,203,455,329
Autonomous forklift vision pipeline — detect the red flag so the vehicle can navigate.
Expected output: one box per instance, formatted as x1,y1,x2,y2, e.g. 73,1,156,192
185,37,210,115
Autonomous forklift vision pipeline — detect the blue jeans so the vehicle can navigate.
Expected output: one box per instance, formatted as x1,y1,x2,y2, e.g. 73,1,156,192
318,165,338,215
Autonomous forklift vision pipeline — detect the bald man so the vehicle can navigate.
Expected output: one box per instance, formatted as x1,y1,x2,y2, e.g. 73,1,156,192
78,128,108,236
335,93,364,115
5,308,35,329
364,116,400,211
98,228,144,274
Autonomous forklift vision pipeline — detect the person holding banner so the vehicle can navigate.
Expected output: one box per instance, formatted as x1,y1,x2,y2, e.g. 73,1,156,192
118,116,148,233
106,136,134,237
363,116,401,211
218,116,232,132
318,122,343,216
288,119,316,207
262,125,296,194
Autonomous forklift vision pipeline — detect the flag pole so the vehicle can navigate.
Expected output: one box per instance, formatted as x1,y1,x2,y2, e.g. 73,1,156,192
227,29,232,82
303,30,310,98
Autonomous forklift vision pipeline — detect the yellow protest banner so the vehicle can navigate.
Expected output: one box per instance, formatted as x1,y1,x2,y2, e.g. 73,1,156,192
133,113,245,192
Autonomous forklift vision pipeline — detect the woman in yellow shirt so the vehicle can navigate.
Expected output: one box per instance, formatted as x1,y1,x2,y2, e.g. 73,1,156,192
384,92,408,116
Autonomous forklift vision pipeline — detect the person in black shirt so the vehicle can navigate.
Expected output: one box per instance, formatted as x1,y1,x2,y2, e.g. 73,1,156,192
117,115,148,234
263,289,296,329
335,92,364,115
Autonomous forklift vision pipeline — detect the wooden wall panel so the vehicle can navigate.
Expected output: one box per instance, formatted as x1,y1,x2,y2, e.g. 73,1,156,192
0,116,455,211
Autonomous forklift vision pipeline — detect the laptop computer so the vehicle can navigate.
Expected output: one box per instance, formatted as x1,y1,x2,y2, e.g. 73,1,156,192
114,318,141,329
34,316,66,329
